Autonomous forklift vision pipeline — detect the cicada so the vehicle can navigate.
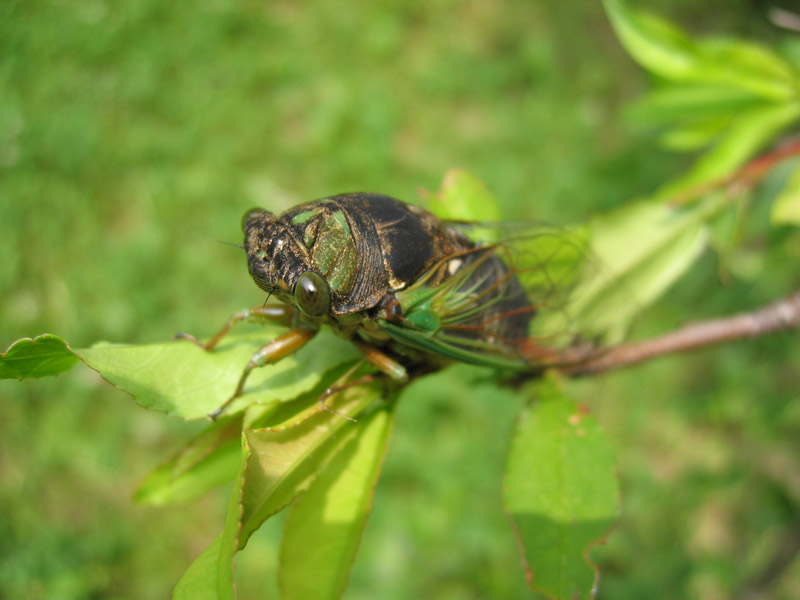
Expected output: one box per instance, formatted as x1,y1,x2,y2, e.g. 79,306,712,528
180,193,590,419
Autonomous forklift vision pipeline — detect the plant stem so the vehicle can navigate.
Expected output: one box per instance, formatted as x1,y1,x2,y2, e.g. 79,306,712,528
671,138,800,206
563,289,800,376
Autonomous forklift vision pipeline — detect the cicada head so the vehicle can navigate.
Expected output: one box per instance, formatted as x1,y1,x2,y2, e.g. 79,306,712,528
241,208,331,318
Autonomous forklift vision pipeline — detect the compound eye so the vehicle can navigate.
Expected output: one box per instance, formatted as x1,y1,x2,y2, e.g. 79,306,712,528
294,271,330,317
241,208,270,231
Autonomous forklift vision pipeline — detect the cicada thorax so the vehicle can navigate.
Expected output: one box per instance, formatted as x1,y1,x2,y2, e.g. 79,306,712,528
244,193,477,317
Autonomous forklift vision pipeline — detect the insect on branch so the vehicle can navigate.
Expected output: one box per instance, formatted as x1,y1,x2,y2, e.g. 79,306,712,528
561,289,800,376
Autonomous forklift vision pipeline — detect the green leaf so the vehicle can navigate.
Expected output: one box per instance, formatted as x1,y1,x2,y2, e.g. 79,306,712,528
173,535,224,600
691,38,799,101
430,168,502,223
628,84,767,126
0,334,80,379
540,197,717,343
279,403,394,600
604,0,799,100
238,385,379,546
657,119,732,152
215,383,381,597
603,0,697,80
656,102,800,201
136,361,369,506
504,377,618,599
771,164,800,226
135,418,242,505
73,328,360,420
605,1,800,204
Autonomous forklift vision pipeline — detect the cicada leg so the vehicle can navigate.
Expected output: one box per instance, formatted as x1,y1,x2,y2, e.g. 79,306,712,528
173,304,297,351
352,340,409,383
209,326,317,420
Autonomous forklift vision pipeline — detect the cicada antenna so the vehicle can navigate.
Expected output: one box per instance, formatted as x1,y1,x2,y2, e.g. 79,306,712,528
212,238,246,249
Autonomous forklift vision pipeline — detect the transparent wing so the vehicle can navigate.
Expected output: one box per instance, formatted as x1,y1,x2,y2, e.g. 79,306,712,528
380,222,595,372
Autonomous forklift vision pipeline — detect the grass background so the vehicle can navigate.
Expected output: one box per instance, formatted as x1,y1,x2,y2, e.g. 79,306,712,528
2,0,799,598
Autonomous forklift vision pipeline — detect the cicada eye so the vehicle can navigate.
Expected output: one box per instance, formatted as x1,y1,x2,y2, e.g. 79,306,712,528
294,271,330,317
241,208,270,231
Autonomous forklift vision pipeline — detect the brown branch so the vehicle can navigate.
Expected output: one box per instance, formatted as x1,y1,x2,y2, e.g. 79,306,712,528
670,138,800,206
563,289,800,376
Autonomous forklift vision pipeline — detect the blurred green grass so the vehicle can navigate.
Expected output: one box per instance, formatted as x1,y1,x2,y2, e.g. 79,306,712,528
2,1,799,598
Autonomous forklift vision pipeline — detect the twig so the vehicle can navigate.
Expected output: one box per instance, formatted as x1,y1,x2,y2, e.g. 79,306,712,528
670,138,800,206
770,7,800,32
563,289,800,376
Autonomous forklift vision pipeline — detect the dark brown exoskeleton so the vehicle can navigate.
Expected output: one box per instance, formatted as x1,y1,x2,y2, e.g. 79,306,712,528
179,193,534,418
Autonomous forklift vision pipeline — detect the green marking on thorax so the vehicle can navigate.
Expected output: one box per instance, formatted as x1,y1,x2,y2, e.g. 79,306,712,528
303,225,316,248
312,210,357,294
332,208,351,237
292,209,318,225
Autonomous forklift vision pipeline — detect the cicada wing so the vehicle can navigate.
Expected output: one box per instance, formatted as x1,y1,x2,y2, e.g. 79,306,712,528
387,223,595,372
